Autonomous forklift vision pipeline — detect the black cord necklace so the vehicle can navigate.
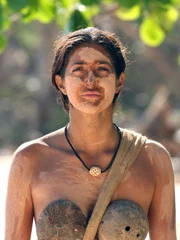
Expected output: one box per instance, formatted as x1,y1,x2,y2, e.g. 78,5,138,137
64,123,121,177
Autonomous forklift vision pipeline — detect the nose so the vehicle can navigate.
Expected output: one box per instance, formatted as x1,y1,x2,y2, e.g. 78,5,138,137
85,71,96,84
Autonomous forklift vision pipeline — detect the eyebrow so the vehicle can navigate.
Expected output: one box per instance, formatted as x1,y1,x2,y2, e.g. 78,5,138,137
71,60,112,67
71,61,86,66
95,60,112,67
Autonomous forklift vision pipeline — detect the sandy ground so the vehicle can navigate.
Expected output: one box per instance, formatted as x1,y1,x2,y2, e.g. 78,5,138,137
1,152,180,239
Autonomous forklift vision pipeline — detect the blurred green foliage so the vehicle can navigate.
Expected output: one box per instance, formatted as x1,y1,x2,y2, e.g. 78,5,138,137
0,0,180,52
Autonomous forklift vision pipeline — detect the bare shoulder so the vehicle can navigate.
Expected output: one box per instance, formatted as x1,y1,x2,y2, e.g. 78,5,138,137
11,127,66,170
13,138,47,161
143,139,174,181
144,139,171,161
14,127,64,157
9,141,45,182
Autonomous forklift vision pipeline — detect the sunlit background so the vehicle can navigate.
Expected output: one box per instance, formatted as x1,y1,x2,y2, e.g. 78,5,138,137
0,0,180,239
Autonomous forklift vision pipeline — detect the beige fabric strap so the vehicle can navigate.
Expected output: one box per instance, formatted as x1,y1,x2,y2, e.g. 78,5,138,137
83,128,147,240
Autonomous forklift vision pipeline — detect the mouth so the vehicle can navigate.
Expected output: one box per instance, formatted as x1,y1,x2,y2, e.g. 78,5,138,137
81,91,101,99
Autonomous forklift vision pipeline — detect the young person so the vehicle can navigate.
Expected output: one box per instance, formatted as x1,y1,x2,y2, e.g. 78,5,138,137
5,27,176,240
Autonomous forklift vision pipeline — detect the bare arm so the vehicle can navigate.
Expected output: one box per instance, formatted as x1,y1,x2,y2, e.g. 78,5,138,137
5,146,34,240
148,142,176,240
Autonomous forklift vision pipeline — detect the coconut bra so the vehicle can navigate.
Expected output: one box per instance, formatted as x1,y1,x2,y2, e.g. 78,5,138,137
36,199,149,240
36,128,149,240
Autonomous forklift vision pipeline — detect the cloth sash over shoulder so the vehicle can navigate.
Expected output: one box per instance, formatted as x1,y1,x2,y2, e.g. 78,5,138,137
83,128,147,240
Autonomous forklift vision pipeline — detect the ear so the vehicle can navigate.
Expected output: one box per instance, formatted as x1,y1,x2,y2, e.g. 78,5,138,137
55,75,67,95
116,72,125,93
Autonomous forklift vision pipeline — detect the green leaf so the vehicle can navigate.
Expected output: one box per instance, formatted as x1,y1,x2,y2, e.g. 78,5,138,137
35,0,55,23
157,0,174,3
116,5,141,21
22,0,55,23
82,5,99,21
1,0,7,6
56,7,71,28
80,0,100,6
0,3,11,31
157,0,180,4
171,0,180,5
154,6,179,32
0,34,8,53
117,0,140,8
65,9,89,32
60,0,75,8
102,0,115,3
140,17,165,47
162,6,179,31
28,0,39,10
0,3,4,30
165,6,179,22
21,7,36,22
7,0,30,12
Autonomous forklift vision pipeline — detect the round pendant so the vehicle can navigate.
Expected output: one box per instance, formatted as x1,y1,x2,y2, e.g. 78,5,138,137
89,167,101,177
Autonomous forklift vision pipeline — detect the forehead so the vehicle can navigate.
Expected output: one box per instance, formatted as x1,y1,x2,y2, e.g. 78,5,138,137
67,43,112,65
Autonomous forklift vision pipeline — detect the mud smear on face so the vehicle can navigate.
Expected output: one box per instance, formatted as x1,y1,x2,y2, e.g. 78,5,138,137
64,45,117,112
76,83,105,106
76,46,112,106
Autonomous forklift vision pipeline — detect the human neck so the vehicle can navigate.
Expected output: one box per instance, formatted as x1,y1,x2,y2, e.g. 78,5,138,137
66,107,118,154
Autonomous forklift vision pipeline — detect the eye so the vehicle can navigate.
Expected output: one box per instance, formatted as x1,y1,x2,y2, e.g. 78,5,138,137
72,67,84,72
98,67,110,72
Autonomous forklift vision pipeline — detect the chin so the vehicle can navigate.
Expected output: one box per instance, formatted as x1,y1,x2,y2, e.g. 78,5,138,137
71,102,112,114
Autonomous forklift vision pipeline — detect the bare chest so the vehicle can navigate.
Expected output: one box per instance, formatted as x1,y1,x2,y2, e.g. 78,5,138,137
31,152,154,222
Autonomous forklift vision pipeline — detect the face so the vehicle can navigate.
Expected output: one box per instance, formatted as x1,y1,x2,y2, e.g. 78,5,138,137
55,44,125,114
